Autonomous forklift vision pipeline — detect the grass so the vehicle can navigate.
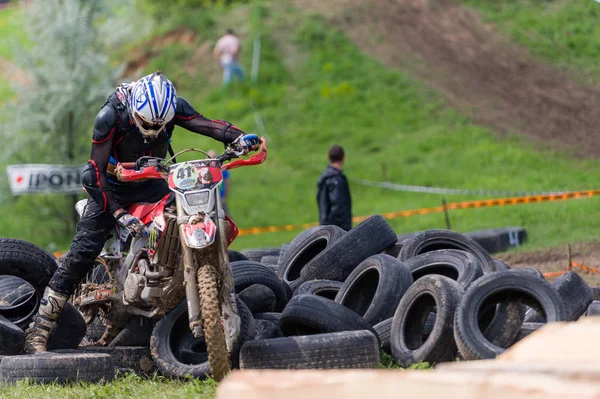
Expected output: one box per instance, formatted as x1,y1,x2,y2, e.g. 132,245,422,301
462,0,600,78
0,4,27,60
3,1,600,254
0,373,217,399
0,356,428,398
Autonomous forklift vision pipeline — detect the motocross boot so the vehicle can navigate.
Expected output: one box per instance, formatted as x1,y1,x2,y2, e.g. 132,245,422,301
24,287,69,353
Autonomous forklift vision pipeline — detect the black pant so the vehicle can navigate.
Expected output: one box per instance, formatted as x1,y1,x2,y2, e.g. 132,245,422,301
49,180,170,295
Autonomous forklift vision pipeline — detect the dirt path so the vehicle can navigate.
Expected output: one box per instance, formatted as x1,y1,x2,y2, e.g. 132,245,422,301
497,241,600,286
292,0,600,158
0,56,30,86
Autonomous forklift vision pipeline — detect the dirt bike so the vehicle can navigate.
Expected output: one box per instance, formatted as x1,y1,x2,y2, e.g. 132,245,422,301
71,138,267,381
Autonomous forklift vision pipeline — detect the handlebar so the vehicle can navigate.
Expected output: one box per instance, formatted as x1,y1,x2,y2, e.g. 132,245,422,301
120,162,136,170
115,137,267,182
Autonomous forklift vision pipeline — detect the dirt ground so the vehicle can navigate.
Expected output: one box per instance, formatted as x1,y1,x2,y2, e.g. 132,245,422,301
292,0,600,158
123,28,222,86
0,56,31,86
497,241,600,286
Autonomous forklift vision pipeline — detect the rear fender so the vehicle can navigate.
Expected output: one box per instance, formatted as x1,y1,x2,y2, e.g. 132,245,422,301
225,215,239,246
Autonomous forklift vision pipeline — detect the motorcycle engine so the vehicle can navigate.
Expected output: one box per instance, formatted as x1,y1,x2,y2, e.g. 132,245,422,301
123,274,146,304
123,259,171,305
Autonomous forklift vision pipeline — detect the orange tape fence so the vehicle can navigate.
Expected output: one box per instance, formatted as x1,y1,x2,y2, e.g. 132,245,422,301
238,189,600,236
543,261,600,278
52,189,600,257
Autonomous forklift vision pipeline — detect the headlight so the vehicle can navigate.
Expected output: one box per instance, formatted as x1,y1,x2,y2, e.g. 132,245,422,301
184,191,210,206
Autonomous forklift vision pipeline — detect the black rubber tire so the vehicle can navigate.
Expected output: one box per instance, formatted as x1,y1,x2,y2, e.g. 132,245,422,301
229,299,256,369
398,230,497,273
493,259,511,271
383,235,409,258
551,271,593,321
584,300,600,317
228,250,248,263
390,275,462,367
1,352,114,384
591,287,600,301
54,346,155,375
242,248,281,263
0,275,34,303
516,267,545,279
465,227,527,254
260,255,280,267
404,249,483,288
524,271,591,323
293,280,343,301
299,216,398,287
373,318,392,354
108,316,154,347
0,277,36,335
253,312,281,327
523,307,545,323
281,294,376,338
0,239,57,329
281,280,293,302
335,254,413,325
47,302,87,350
150,297,255,379
278,226,346,288
254,319,283,340
277,243,290,269
477,299,525,349
454,270,567,360
512,322,544,344
0,315,25,355
240,330,380,370
231,260,289,311
238,284,276,313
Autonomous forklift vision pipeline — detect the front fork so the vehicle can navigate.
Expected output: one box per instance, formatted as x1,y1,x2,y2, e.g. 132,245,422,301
179,196,241,351
215,195,241,352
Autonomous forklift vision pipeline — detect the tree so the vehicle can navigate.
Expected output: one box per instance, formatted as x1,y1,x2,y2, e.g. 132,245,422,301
0,0,148,229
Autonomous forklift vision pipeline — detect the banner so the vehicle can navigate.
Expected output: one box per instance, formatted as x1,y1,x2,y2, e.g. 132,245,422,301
6,164,85,195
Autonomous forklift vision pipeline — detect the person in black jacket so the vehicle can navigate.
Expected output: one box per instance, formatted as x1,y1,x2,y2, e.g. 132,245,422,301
317,145,352,231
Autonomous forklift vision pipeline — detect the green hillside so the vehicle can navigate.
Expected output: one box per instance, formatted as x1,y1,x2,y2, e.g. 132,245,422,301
2,1,600,254
462,0,600,78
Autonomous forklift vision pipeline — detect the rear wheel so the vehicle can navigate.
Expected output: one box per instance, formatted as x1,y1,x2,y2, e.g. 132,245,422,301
73,261,111,344
197,264,230,381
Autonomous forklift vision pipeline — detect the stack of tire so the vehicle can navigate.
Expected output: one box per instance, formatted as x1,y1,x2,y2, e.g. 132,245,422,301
234,215,596,370
0,214,597,381
0,239,158,383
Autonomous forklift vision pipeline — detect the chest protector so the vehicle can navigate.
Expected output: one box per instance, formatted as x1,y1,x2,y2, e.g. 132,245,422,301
103,87,173,163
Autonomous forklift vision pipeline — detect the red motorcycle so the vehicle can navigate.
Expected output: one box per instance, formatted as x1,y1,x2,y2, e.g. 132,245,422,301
72,138,267,380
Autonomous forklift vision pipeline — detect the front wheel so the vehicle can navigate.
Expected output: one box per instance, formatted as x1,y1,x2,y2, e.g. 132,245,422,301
197,264,230,381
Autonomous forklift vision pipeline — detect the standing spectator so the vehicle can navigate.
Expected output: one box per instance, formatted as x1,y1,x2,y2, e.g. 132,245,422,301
317,145,352,231
209,149,231,215
213,29,244,85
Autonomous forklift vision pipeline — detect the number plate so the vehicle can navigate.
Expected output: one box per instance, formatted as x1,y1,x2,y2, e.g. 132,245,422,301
172,164,199,190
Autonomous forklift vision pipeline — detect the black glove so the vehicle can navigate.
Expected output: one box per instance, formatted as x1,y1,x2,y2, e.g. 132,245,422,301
115,211,149,237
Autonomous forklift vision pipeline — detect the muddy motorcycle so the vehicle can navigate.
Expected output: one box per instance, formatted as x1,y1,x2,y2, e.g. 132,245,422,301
71,139,267,381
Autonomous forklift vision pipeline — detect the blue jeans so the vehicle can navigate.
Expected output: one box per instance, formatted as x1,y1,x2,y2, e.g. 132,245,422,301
221,61,244,84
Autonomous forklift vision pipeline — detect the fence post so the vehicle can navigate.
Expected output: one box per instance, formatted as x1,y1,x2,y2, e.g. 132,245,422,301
442,198,452,230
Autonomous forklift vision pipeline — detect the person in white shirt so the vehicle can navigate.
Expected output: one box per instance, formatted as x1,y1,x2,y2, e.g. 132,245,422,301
214,29,244,85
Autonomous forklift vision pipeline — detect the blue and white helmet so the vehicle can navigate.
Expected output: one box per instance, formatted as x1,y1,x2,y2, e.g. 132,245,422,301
129,71,177,140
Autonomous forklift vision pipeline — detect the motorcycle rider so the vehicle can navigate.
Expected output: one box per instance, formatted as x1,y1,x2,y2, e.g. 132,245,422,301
24,71,260,353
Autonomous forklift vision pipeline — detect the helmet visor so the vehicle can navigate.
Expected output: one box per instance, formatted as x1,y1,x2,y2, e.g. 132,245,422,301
133,113,165,137
141,119,164,131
